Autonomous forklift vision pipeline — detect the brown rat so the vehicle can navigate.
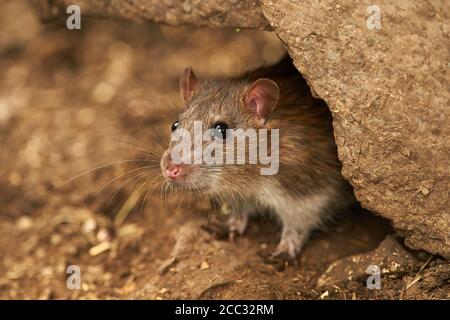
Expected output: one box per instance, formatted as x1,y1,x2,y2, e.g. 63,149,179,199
160,56,356,259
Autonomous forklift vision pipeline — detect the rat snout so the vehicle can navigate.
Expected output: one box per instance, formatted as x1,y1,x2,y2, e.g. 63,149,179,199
165,163,182,179
164,162,191,182
162,151,191,183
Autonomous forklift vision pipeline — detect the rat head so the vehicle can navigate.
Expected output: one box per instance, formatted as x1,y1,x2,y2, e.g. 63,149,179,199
160,67,280,193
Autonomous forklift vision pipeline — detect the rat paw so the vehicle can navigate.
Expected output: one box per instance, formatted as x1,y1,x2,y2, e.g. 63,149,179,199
201,213,249,242
259,249,297,271
201,221,229,240
227,214,249,242
272,228,306,260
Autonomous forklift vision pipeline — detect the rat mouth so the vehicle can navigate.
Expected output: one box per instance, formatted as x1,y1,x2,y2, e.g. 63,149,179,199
160,150,210,193
160,168,209,193
163,178,207,195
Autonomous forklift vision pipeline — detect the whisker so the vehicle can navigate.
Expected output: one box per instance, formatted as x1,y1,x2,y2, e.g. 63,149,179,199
53,159,156,190
149,131,169,152
92,165,157,199
138,175,162,217
114,139,164,157
106,170,155,208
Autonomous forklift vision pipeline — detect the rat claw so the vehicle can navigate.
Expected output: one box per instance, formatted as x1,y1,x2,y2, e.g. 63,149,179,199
271,249,298,266
228,230,237,242
272,228,306,262
259,248,297,271
226,214,249,241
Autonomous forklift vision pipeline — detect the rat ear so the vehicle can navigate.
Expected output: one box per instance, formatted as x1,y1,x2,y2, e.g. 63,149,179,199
244,78,279,124
180,67,199,103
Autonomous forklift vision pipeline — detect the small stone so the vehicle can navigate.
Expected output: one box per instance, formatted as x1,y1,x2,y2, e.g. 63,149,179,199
16,216,33,230
160,288,169,294
200,261,210,270
82,218,97,234
96,228,110,242
419,185,430,195
50,233,62,245
320,291,329,299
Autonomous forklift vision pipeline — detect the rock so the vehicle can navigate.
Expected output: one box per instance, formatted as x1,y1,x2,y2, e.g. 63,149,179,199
34,0,450,258
317,236,418,287
33,0,270,30
261,0,450,260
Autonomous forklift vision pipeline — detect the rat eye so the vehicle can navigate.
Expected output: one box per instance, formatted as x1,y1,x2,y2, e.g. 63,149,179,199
171,121,179,132
212,122,229,139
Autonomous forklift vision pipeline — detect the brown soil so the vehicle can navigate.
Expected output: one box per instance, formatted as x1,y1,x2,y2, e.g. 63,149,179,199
0,1,448,300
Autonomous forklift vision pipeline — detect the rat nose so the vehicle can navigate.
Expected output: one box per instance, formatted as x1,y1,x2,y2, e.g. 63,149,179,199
165,163,182,179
